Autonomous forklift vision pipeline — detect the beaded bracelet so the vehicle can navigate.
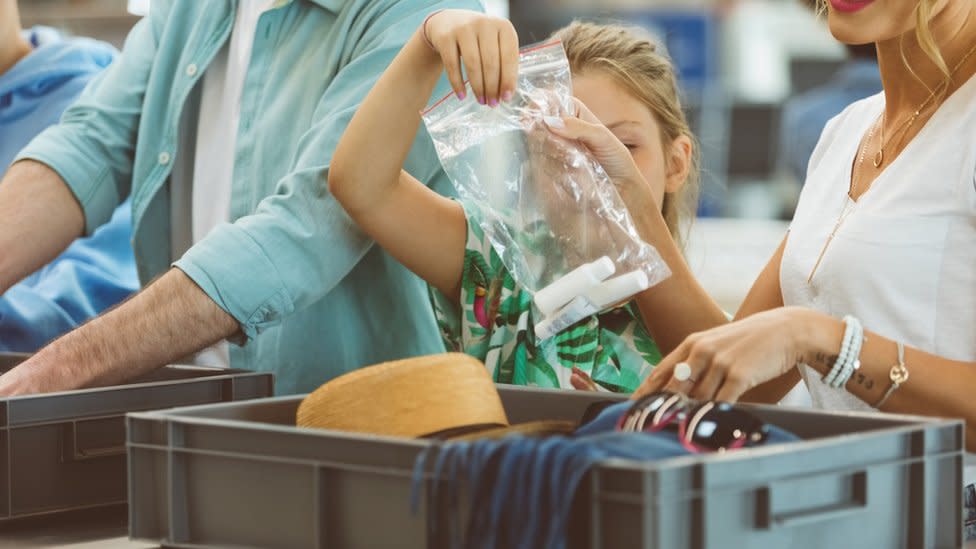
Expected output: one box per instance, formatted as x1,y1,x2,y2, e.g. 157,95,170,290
823,315,863,389
832,317,863,389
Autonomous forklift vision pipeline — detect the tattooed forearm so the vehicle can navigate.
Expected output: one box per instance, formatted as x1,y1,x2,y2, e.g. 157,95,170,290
852,372,875,390
798,352,838,368
798,352,878,390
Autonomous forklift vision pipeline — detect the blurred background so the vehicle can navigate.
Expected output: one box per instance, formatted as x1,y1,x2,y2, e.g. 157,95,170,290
20,0,875,314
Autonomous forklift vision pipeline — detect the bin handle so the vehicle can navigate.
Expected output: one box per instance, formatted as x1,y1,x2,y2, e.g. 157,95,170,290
756,470,868,529
60,421,126,462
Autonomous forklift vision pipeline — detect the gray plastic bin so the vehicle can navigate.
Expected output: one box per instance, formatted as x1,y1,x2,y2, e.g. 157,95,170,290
0,352,273,522
127,385,963,549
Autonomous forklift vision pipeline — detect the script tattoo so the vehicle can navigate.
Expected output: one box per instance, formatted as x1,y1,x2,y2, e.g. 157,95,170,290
853,372,875,390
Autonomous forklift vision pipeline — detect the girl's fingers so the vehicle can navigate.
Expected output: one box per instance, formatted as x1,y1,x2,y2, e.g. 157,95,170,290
497,21,519,102
570,98,601,124
478,26,502,106
457,30,485,105
545,116,612,151
570,373,597,391
439,40,466,100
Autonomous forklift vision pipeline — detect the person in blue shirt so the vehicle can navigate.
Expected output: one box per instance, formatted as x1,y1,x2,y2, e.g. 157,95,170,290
0,0,481,396
0,5,138,353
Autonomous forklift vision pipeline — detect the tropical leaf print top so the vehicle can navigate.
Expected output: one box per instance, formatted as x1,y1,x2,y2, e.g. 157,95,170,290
429,201,661,393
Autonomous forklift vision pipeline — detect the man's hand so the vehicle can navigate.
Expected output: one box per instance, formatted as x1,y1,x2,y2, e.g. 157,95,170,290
0,268,240,396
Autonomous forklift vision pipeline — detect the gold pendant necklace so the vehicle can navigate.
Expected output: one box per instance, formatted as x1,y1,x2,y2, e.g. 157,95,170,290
807,39,976,284
806,116,878,284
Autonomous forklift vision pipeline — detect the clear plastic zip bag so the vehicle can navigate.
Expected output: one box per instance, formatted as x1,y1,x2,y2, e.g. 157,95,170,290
422,41,670,339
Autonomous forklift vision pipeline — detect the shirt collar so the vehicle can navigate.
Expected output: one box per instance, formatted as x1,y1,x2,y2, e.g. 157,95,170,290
276,0,344,13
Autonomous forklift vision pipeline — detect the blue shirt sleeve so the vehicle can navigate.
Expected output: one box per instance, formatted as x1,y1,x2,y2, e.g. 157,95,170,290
174,0,483,339
0,201,138,352
0,32,139,352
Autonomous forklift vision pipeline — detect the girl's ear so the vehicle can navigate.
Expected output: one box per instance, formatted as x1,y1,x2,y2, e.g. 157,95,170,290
665,135,693,193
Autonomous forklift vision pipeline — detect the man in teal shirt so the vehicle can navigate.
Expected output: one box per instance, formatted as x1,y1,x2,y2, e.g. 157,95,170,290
0,0,481,395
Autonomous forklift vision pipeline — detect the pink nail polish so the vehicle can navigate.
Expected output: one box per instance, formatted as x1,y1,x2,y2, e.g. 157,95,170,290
489,98,499,107
501,91,513,102
456,90,466,100
478,96,486,105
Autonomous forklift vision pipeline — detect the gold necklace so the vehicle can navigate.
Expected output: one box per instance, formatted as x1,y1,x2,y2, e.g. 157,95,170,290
874,38,976,168
807,39,976,284
806,116,879,284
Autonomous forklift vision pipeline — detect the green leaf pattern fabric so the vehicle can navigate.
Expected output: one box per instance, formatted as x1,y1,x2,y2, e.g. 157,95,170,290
429,201,660,393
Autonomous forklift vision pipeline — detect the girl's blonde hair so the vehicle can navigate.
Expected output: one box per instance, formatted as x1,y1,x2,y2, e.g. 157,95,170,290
552,21,700,249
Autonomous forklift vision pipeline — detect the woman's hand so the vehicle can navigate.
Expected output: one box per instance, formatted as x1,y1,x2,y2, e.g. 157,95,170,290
633,307,828,402
424,10,519,105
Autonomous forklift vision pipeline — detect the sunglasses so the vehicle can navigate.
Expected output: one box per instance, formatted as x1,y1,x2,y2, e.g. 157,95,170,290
617,391,769,453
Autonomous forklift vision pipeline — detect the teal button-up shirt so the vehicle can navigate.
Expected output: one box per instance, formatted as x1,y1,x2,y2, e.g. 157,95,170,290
17,0,482,394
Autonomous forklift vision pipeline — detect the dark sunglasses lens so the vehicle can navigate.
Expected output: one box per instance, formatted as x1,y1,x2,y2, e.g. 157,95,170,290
578,400,622,428
686,402,769,450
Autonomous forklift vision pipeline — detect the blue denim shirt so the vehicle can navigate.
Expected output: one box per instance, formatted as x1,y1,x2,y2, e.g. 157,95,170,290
17,0,482,393
0,27,138,352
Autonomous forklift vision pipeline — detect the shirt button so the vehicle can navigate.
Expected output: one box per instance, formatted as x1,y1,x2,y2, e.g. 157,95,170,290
186,63,198,77
158,152,171,165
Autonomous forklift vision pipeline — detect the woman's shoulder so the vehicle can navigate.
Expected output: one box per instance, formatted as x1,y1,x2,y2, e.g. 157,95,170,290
808,91,884,171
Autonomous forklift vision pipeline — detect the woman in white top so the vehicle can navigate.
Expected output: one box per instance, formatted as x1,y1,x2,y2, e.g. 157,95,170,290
635,0,976,452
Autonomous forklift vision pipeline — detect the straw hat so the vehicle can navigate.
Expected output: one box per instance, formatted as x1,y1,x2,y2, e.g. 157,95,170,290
297,353,576,439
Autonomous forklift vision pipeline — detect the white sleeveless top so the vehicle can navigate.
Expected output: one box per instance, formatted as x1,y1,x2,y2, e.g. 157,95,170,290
781,73,976,481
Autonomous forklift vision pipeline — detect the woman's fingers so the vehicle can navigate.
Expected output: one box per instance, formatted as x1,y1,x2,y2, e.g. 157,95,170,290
714,362,753,402
687,364,726,401
633,337,692,399
662,359,699,395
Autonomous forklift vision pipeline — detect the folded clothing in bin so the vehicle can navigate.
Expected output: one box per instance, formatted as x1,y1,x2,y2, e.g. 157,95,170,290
412,400,799,549
295,353,798,549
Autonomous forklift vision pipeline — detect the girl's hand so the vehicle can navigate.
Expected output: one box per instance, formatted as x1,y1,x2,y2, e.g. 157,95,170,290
570,367,600,391
545,99,664,243
633,307,823,402
424,10,519,106
545,99,647,191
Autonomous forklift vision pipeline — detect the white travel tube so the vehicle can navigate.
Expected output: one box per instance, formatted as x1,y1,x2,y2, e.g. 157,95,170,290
533,256,616,317
534,269,651,341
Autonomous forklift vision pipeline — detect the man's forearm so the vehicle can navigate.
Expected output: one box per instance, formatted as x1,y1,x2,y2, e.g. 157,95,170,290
0,160,85,291
0,268,240,395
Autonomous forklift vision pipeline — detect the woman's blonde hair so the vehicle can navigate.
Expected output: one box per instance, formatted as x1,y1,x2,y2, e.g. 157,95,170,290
552,21,700,249
907,0,951,93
